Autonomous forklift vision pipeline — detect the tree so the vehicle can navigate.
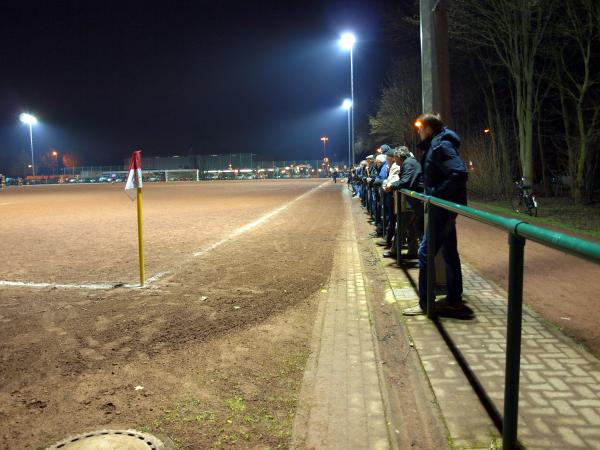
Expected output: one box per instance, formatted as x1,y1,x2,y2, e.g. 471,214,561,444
62,153,81,169
550,0,600,202
450,0,556,183
369,60,421,148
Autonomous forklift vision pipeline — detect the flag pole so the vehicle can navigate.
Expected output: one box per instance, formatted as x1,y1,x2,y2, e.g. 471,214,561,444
136,186,145,286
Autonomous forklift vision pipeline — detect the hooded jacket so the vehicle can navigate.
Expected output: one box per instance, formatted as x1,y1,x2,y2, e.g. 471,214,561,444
418,127,467,205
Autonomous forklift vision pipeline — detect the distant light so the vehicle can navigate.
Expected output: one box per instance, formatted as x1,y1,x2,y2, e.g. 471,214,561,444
484,128,491,134
52,151,58,156
342,99,352,110
339,32,356,50
414,120,423,128
320,136,329,142
20,113,38,125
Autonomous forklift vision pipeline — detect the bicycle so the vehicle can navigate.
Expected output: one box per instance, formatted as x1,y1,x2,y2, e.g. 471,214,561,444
510,177,538,216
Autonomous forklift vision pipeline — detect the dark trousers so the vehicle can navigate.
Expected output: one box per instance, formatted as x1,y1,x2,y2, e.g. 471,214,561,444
418,211,463,311
383,192,394,243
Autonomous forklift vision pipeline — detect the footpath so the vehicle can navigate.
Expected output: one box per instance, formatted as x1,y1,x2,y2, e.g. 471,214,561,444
292,185,600,450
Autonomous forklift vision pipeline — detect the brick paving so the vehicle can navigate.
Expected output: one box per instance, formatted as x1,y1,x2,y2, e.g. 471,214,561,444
292,194,391,450
380,245,600,449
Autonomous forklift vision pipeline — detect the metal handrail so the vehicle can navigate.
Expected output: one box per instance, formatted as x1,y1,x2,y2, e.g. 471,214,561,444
395,188,600,450
400,189,600,263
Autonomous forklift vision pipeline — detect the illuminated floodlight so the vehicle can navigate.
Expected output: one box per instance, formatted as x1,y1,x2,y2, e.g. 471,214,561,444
19,113,38,125
339,32,356,50
342,99,352,110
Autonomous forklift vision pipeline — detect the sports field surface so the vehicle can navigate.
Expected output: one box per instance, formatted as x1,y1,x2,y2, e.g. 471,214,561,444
0,179,598,449
0,179,343,449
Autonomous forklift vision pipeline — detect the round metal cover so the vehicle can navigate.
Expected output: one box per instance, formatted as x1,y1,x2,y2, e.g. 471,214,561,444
46,429,168,450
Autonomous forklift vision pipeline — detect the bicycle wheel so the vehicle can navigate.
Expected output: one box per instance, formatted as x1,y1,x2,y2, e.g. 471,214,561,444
510,194,524,213
526,197,538,217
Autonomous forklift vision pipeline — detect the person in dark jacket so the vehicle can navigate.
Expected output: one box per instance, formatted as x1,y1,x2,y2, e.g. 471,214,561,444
384,146,423,258
403,114,471,318
371,145,391,237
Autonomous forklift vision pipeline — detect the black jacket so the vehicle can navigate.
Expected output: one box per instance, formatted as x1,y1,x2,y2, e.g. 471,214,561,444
390,156,422,192
418,127,467,205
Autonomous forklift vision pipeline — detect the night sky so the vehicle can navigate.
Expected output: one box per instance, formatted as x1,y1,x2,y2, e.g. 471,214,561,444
0,0,403,172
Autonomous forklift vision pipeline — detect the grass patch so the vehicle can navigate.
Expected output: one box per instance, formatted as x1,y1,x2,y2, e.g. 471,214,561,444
138,351,311,449
470,197,600,239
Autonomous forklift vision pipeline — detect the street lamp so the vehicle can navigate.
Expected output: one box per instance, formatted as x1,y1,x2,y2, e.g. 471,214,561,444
339,32,356,165
341,99,352,167
320,136,329,158
51,150,59,175
19,113,38,177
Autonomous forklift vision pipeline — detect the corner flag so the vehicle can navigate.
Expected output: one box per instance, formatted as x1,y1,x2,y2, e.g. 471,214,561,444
125,150,143,200
125,149,145,286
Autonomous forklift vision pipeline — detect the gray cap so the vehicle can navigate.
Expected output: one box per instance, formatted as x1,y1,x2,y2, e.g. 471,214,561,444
396,146,411,158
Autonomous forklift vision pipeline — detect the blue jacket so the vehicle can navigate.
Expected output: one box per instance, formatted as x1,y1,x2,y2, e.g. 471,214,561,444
373,161,388,187
418,127,467,204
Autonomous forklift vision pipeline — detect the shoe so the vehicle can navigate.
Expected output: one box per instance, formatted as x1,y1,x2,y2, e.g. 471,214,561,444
383,251,396,258
435,299,474,319
399,253,418,260
369,231,382,238
403,305,425,316
368,220,375,225
375,240,388,247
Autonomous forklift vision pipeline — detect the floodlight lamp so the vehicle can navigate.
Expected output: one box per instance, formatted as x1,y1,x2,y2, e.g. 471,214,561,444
339,32,356,50
20,113,38,125
342,99,352,110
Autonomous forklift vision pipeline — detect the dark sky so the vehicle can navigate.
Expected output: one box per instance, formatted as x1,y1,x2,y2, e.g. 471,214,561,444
0,0,403,171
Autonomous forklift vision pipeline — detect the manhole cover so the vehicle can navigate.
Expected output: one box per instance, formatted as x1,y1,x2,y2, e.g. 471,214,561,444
46,429,168,450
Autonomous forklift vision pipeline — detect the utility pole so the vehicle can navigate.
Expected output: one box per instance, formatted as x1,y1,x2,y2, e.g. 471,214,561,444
420,0,450,289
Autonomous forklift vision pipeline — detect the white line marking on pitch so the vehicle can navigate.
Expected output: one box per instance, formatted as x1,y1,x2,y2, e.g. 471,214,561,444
0,182,327,290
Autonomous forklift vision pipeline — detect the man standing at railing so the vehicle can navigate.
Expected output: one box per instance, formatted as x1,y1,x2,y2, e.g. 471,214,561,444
403,113,470,317
384,146,423,259
371,148,390,237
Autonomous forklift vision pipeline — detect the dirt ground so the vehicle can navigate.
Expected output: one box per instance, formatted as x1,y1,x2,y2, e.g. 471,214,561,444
457,217,600,356
0,179,344,449
0,181,320,284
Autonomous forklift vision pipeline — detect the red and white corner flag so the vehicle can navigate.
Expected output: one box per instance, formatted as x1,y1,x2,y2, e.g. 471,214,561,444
125,150,143,200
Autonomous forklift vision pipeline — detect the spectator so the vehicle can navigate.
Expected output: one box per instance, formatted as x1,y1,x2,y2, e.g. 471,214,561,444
378,147,399,249
371,151,389,237
384,146,423,258
403,113,471,318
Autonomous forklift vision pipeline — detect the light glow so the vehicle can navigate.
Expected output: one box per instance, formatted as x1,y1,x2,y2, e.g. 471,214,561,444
19,113,38,125
339,32,356,50
341,98,352,110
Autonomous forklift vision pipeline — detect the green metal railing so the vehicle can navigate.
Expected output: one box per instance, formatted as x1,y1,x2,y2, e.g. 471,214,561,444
393,188,600,450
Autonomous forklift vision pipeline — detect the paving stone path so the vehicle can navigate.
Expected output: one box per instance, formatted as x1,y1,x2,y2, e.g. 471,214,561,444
382,250,600,449
292,194,391,450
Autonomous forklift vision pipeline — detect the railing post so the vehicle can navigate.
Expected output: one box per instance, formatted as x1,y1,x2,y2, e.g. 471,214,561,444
396,191,402,265
426,201,436,318
503,232,526,450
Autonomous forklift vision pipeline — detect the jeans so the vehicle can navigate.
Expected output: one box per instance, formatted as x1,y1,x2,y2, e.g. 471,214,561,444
418,210,463,311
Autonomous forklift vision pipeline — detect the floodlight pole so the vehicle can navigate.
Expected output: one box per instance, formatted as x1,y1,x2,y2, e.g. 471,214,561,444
420,0,450,297
346,108,351,167
27,124,36,177
350,47,355,165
